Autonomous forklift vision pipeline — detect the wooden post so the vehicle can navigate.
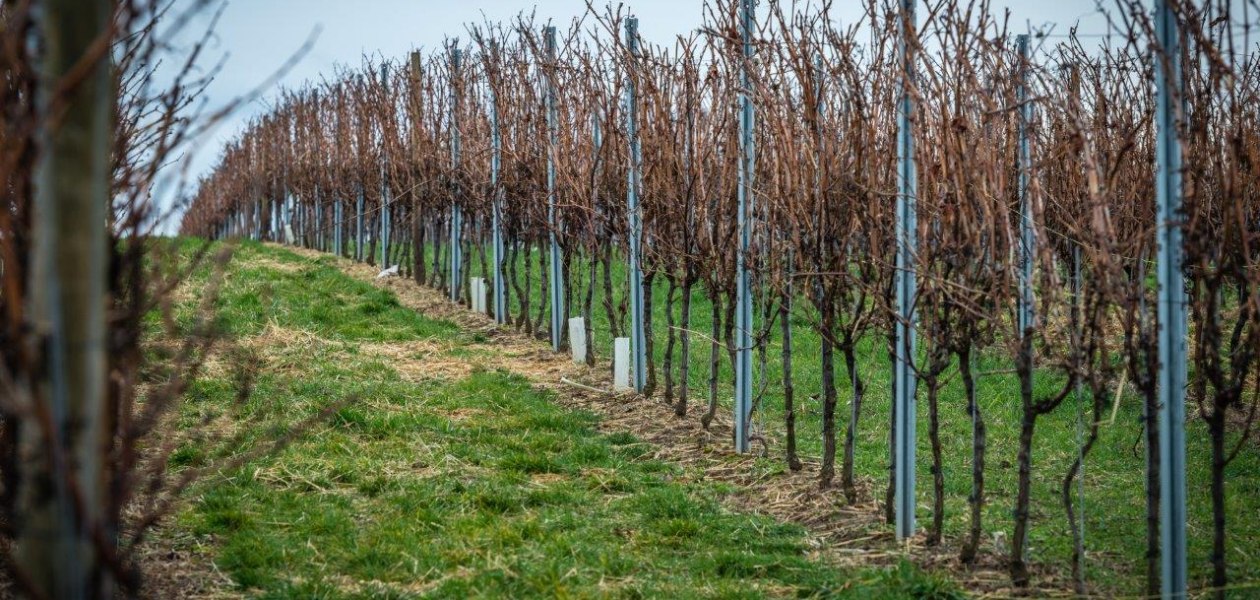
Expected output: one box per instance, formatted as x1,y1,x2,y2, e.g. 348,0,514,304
20,0,112,595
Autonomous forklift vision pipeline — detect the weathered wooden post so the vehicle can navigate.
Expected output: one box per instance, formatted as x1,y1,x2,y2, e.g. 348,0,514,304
20,0,112,595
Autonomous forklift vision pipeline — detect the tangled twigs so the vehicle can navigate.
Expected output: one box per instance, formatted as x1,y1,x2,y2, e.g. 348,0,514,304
182,1,1260,596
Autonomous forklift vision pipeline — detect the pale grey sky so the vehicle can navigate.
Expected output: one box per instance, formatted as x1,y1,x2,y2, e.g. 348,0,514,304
157,0,1117,230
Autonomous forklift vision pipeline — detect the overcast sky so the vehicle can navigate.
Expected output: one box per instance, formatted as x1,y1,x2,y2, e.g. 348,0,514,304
156,0,1117,231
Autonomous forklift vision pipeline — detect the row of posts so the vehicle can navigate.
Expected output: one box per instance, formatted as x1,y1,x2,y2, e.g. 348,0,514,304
215,2,1187,594
888,0,1185,596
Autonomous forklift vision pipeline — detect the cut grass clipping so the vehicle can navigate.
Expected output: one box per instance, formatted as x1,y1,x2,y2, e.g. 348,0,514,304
166,241,959,599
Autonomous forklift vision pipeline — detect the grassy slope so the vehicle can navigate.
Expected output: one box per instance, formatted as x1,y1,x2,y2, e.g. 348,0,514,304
166,240,960,599
447,242,1260,594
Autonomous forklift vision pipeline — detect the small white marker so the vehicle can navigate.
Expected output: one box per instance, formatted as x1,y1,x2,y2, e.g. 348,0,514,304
568,317,587,364
470,277,485,312
613,337,631,391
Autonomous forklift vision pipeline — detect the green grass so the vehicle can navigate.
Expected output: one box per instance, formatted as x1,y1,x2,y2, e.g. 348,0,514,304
166,239,961,599
203,243,461,342
446,240,1260,595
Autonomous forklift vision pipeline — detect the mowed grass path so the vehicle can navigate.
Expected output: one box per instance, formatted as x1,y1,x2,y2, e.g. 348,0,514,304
455,244,1260,594
163,241,959,599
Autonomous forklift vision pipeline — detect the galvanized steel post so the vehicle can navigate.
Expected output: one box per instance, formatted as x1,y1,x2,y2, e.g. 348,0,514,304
379,61,391,267
355,183,365,261
625,17,647,392
283,185,292,244
489,43,507,323
315,185,323,251
450,44,464,302
734,0,755,453
1016,34,1034,366
334,198,343,256
545,26,565,351
894,0,918,540
1154,0,1187,595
